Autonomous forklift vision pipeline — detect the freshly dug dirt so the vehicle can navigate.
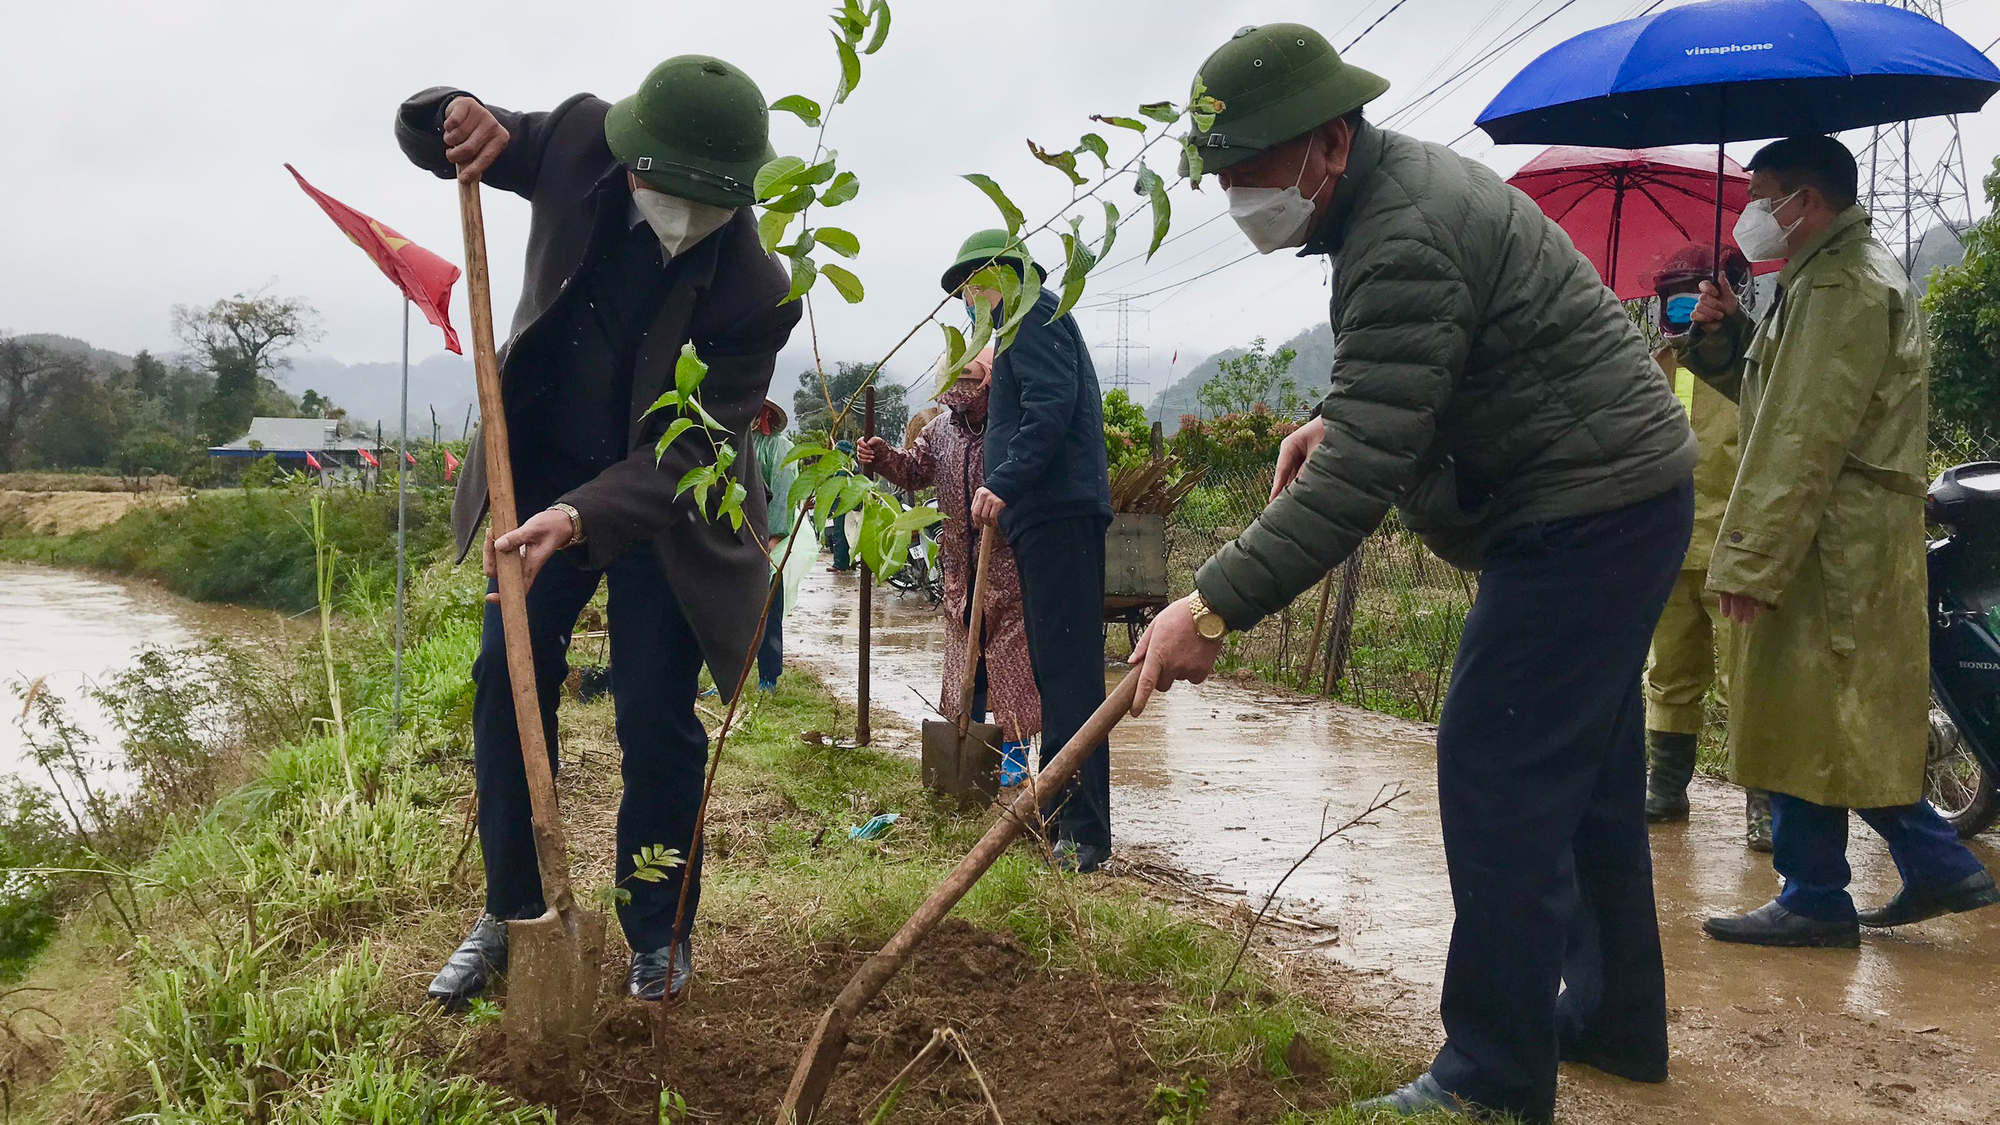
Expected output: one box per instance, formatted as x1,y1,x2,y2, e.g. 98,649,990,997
465,917,1355,1124
0,489,185,535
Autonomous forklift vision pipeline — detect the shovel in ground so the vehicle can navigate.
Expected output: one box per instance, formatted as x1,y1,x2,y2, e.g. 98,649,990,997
457,179,605,1056
921,530,1003,804
778,670,1140,1123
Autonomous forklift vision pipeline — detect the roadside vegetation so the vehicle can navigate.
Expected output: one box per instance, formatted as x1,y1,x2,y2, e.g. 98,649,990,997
0,498,1449,1122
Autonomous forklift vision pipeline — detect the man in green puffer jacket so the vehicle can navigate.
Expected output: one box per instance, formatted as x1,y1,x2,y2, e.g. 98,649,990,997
1127,24,1695,1124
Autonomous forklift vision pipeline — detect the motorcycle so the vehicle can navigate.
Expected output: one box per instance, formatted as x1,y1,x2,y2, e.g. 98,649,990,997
886,522,943,605
1923,461,2000,836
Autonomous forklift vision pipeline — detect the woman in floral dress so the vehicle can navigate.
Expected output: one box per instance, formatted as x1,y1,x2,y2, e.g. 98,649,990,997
859,351,1039,781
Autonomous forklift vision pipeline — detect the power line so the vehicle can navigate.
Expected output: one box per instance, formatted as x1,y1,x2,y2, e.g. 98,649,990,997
1343,0,1420,52
1093,295,1149,391
1383,0,1588,133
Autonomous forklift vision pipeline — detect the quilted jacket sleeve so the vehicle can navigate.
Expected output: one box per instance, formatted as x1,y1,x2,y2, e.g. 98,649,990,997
1194,233,1472,631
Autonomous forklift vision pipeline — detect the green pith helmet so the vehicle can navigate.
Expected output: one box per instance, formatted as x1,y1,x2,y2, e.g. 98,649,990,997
605,55,775,209
1181,24,1390,176
938,229,1047,294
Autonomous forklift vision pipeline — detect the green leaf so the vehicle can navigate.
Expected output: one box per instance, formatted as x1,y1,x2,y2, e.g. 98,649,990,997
798,154,839,187
722,481,748,530
758,208,795,253
834,33,861,103
1077,132,1110,169
631,867,666,883
891,504,944,533
754,155,807,199
1135,162,1171,260
1093,114,1148,133
783,441,832,467
677,464,710,499
780,228,817,257
1182,141,1206,186
689,395,726,432
1028,140,1085,186
813,476,846,524
821,171,860,207
653,416,697,460
1192,112,1217,133
856,497,893,574
815,226,860,257
766,185,817,214
643,389,680,419
961,173,1024,235
1052,222,1098,323
838,473,873,515
783,256,817,304
820,263,865,303
863,0,892,54
675,342,707,403
1099,200,1120,261
1138,101,1179,124
770,94,823,127
789,458,839,513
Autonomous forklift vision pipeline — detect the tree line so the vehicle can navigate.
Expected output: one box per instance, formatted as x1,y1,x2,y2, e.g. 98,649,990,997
0,288,325,479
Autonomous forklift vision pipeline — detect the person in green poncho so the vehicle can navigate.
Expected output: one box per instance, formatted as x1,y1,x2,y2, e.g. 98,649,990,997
1685,135,1997,949
752,399,798,691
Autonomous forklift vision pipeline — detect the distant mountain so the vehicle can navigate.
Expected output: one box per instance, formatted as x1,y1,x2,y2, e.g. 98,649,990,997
1148,321,1333,433
17,333,134,372
284,352,477,441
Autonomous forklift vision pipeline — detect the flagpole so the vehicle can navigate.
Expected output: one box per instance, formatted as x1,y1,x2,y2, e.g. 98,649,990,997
393,298,410,733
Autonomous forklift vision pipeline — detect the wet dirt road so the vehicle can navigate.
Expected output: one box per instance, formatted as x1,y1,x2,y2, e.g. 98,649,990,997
787,566,2000,1124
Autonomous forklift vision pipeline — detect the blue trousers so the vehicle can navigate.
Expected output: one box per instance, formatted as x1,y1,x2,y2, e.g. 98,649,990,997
1429,479,1692,1123
471,549,709,953
1771,793,1985,921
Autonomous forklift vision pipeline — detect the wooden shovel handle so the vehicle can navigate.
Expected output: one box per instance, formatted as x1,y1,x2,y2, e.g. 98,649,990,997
779,672,1136,1121
955,531,996,738
459,180,573,913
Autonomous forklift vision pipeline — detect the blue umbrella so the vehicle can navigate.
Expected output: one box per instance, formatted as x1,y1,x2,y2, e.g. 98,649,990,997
1475,0,1999,280
1477,0,2000,148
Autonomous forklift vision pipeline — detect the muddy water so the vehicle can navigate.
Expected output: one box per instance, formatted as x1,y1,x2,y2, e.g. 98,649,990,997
788,566,2000,1124
0,563,230,780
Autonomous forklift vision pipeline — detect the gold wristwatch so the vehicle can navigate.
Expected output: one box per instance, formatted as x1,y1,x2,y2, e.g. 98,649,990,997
549,502,585,547
1188,591,1228,640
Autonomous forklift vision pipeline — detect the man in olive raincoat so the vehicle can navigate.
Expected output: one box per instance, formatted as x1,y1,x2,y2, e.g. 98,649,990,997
1686,135,1997,949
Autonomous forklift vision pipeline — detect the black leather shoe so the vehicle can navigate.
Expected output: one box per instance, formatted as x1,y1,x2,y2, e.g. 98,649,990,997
628,940,692,1002
427,913,508,1010
1860,869,2000,928
1702,900,1858,948
1049,839,1111,874
1351,1072,1498,1120
1559,1037,1668,1084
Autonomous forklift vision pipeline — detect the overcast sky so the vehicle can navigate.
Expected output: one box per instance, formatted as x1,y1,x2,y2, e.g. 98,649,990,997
6,0,1997,403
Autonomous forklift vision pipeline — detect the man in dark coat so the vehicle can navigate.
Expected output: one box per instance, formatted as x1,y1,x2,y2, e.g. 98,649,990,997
396,55,800,1005
946,230,1116,873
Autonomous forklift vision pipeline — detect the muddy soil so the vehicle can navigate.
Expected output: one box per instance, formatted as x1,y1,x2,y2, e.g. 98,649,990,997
789,566,2000,1125
471,918,1354,1125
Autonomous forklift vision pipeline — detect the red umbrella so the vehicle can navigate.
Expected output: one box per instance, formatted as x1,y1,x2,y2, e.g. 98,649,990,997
1506,146,1782,301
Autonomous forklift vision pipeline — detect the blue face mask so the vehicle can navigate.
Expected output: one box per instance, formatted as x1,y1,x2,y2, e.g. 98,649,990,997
1664,293,1700,325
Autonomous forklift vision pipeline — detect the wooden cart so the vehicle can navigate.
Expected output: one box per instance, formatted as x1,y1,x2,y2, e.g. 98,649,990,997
1104,512,1170,648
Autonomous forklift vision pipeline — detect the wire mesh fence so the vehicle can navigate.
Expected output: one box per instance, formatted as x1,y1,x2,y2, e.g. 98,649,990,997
1166,467,1474,723
1162,424,2000,726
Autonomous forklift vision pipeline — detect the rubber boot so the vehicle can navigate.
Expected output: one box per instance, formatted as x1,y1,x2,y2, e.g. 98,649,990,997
999,740,1029,787
1644,730,1698,823
1744,788,1773,853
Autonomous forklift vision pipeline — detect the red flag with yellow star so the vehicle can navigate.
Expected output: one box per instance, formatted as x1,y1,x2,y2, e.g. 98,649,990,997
286,164,461,354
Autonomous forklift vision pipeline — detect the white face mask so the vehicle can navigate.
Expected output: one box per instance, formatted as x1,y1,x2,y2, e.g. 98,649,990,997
630,186,735,259
1226,137,1330,254
1733,188,1804,263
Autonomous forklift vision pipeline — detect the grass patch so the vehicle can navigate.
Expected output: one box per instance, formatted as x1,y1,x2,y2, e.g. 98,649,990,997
4,518,1437,1121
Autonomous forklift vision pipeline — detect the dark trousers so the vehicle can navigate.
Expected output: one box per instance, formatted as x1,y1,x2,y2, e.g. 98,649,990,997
827,513,851,570
758,575,784,685
1772,794,1985,921
1009,514,1111,849
471,549,708,953
1429,479,1692,1122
